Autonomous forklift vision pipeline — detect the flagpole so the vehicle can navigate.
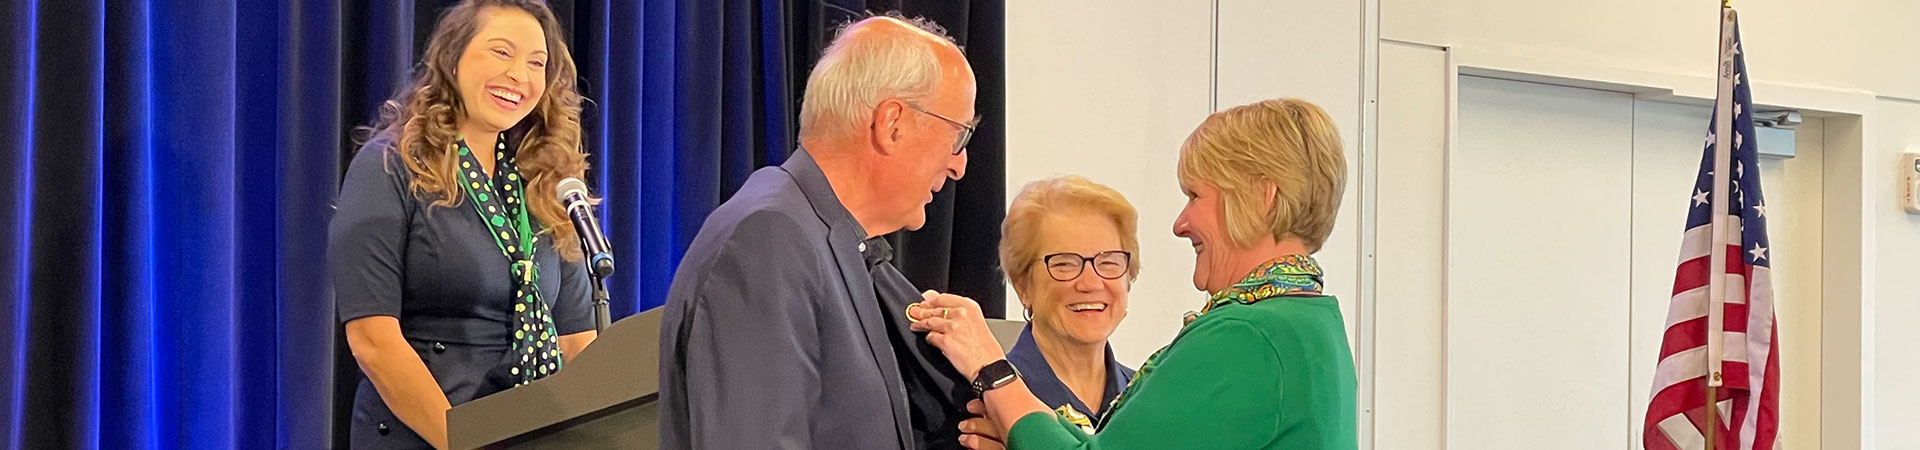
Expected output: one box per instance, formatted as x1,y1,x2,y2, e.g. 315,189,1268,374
1704,5,1737,450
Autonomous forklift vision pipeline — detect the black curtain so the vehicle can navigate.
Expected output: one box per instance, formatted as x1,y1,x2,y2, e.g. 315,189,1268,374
803,0,1010,319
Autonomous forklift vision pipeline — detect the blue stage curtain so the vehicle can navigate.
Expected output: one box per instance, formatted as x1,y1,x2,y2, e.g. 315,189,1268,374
588,0,800,318
0,0,1001,447
0,0,403,448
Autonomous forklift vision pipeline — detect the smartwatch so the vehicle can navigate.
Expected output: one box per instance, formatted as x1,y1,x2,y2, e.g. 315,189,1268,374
971,359,1021,395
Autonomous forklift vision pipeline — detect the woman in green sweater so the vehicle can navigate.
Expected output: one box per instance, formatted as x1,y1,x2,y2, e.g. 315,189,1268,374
910,98,1357,450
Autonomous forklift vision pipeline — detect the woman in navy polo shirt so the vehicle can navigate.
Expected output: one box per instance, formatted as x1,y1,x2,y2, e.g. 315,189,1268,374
995,175,1140,432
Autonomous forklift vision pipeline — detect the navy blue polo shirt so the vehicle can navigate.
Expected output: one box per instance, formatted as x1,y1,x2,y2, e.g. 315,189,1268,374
1005,325,1135,421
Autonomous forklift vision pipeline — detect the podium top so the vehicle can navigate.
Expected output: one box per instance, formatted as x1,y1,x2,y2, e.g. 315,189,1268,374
446,309,662,450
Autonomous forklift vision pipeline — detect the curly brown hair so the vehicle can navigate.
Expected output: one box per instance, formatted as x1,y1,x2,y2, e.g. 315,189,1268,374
365,0,588,261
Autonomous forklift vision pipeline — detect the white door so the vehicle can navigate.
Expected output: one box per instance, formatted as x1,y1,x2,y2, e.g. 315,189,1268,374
1449,75,1636,448
1448,75,1823,449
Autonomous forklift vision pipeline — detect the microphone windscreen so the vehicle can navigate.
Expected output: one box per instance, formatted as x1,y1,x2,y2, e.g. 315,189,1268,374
556,177,589,203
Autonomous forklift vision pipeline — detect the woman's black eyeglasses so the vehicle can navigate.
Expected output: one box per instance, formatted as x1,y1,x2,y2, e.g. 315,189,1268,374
1038,251,1130,282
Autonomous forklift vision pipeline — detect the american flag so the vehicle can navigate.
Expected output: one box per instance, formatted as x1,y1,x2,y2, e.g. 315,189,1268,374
1643,8,1780,450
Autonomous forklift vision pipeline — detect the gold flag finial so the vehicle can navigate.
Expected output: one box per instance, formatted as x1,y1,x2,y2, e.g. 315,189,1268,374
1723,0,1731,8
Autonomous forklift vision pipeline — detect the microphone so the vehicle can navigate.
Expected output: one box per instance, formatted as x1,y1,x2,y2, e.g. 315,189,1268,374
557,177,616,334
556,178,615,278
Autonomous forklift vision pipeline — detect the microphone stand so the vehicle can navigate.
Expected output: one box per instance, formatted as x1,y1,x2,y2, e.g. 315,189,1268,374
591,273,612,334
560,178,616,335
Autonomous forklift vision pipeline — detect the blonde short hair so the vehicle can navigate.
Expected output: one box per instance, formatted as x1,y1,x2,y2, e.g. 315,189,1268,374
999,175,1141,293
1177,98,1346,252
797,15,954,142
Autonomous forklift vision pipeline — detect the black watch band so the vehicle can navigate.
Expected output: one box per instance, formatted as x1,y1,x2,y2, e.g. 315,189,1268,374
971,359,1020,395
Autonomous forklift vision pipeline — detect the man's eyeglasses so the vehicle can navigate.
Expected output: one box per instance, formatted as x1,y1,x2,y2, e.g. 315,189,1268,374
1038,251,1131,282
907,103,978,156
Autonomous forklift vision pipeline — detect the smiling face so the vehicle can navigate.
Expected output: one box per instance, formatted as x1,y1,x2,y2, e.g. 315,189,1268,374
1018,209,1130,348
1171,99,1350,293
889,52,975,231
455,7,548,134
1172,181,1242,293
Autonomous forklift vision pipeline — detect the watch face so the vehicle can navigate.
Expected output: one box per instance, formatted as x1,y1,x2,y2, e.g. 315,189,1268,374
974,360,1019,393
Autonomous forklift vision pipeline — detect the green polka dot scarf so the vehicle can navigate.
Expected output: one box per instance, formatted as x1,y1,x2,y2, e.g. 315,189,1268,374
456,132,562,386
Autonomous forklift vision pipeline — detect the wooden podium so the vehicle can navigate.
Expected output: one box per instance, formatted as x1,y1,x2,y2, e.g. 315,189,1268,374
447,309,664,450
447,308,1027,449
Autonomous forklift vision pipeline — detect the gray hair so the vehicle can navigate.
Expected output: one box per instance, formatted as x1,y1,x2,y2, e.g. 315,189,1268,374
798,14,957,142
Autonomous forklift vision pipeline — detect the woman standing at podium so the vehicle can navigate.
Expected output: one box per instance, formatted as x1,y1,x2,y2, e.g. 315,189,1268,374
329,1,597,448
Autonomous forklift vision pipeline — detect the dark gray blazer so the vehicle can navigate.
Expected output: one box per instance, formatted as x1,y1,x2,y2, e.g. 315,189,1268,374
658,149,912,450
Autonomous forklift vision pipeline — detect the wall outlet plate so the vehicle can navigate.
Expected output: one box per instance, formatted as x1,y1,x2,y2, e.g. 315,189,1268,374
1903,153,1920,214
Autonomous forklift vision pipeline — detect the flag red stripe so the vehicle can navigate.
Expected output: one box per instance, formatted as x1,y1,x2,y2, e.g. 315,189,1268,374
1659,318,1707,357
1753,324,1781,448
1672,257,1710,295
1644,426,1683,450
1669,245,1749,296
1724,302,1750,333
1656,302,1753,360
1645,378,1706,448
1647,378,1709,423
1720,363,1752,391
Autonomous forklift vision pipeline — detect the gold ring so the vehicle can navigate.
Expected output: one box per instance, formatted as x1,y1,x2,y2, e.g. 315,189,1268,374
906,302,924,324
942,308,950,319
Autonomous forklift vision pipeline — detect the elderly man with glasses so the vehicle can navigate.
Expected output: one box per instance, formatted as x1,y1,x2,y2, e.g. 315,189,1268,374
657,14,986,450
